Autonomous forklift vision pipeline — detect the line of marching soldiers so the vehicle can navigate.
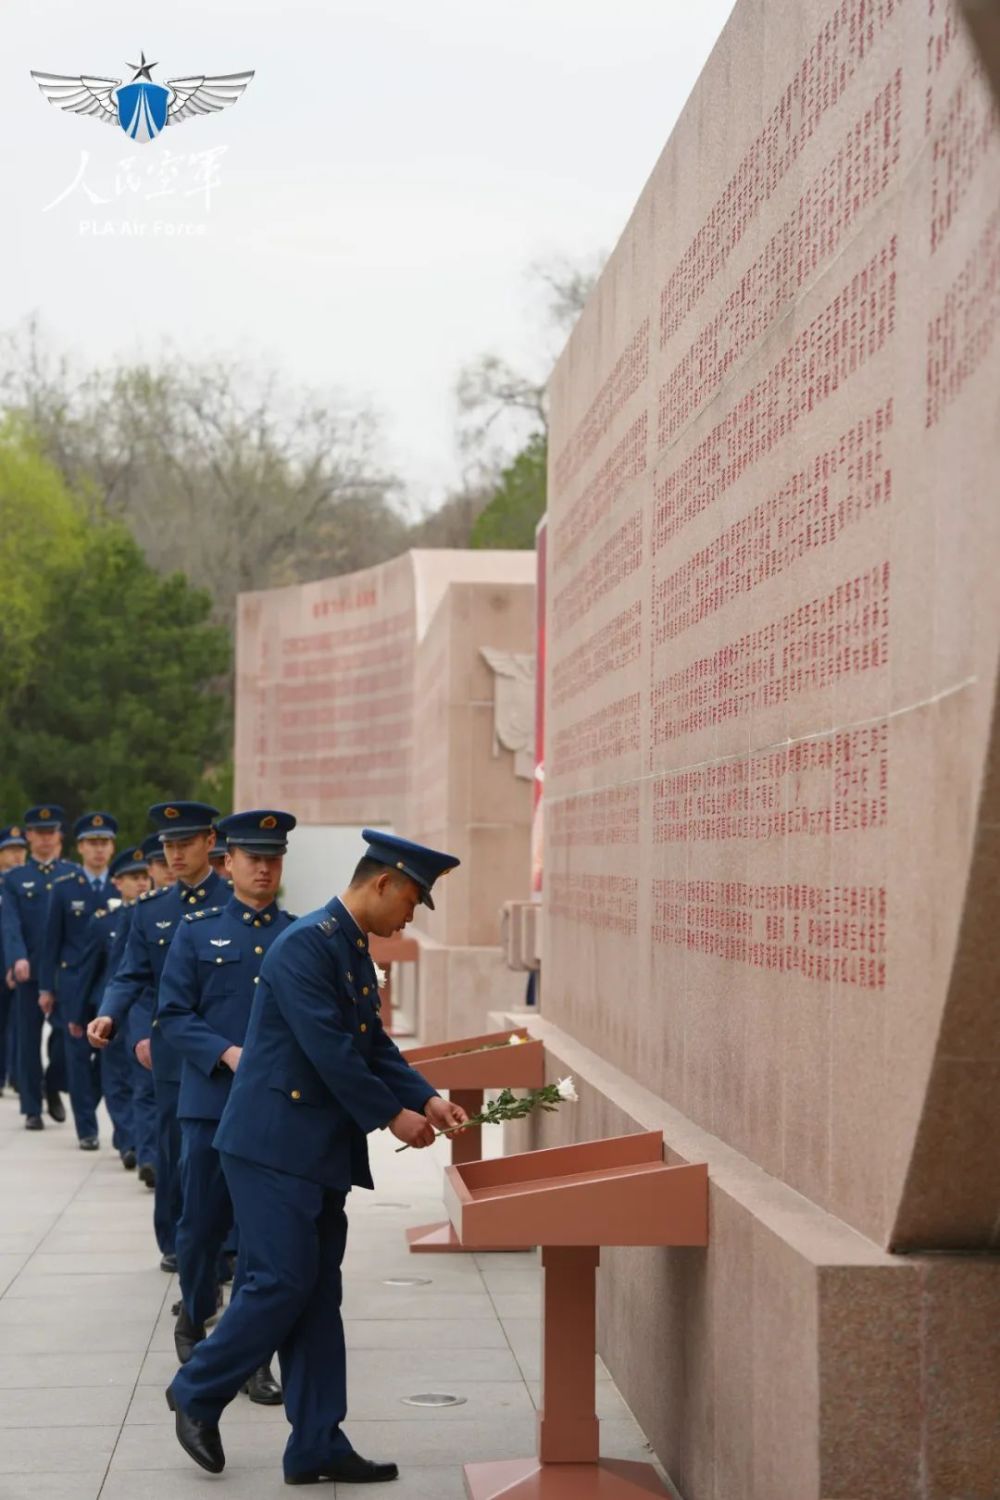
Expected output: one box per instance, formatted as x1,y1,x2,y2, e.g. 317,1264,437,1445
2,802,467,1483
0,799,294,1405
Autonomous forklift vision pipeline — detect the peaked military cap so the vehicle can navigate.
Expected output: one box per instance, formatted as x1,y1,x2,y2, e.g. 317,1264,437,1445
110,845,148,878
75,811,118,841
148,801,220,841
216,809,296,856
23,804,66,829
360,828,459,910
0,825,28,850
141,831,167,864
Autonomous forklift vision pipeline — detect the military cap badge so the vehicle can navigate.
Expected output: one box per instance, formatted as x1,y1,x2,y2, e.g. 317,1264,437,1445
164,807,180,819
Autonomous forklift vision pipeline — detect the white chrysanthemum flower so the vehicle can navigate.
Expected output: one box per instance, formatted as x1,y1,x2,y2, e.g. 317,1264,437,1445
556,1076,578,1102
508,1032,527,1045
373,963,387,989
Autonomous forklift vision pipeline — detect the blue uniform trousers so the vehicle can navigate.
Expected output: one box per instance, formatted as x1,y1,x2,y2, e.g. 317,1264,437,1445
100,1034,135,1153
130,1054,157,1168
0,987,14,1088
153,1077,183,1255
177,1119,243,1325
170,1154,351,1478
64,1027,101,1140
15,983,66,1117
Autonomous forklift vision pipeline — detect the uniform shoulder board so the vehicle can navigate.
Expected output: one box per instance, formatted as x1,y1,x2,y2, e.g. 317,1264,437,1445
184,905,223,924
141,885,167,902
317,915,338,937
54,871,76,885
94,908,107,920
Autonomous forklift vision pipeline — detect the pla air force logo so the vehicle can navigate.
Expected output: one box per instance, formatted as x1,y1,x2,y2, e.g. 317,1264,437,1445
31,52,253,145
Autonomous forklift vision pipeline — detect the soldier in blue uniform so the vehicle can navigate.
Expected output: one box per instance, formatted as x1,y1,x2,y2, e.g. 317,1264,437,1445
73,844,151,1163
1,806,76,1129
0,825,29,1096
119,832,174,1187
167,830,468,1486
39,812,119,1149
89,802,226,1269
158,809,297,1403
208,828,229,877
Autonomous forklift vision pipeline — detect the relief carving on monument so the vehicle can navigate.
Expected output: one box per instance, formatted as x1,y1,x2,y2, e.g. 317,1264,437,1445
480,647,536,781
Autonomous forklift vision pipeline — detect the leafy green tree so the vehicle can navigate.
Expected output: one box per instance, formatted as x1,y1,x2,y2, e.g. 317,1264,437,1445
0,421,85,720
0,432,232,837
470,433,547,550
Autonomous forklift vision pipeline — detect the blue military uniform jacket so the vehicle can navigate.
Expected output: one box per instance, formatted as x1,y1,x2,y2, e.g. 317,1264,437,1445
157,894,295,1122
38,871,116,1017
0,857,79,969
70,900,129,1029
214,897,438,1192
100,870,228,1084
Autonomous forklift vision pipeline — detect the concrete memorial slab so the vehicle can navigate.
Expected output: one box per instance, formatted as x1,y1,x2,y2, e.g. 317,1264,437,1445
532,0,1000,1494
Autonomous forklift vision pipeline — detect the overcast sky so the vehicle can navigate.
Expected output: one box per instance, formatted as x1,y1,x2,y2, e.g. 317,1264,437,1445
2,0,735,511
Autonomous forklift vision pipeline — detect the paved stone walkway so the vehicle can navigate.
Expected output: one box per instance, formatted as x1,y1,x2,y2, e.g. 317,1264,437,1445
0,1089,657,1498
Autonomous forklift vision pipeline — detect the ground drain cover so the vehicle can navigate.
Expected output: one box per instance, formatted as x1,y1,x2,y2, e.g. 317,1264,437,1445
401,1393,467,1408
383,1276,433,1287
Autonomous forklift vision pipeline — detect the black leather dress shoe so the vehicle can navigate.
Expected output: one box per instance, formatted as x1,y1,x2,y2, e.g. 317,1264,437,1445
46,1091,66,1123
79,1136,99,1151
165,1387,225,1473
138,1162,156,1188
160,1252,178,1273
121,1149,137,1169
174,1306,206,1364
25,1115,44,1131
285,1453,399,1485
242,1362,283,1405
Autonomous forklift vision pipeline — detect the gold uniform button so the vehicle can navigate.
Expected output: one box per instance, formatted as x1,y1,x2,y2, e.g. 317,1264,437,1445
254,946,263,955
216,957,224,965
188,896,197,905
253,976,260,984
356,938,364,949
254,920,261,928
61,960,67,969
360,1023,367,1033
291,1089,301,1100
158,938,166,946
263,914,272,924
362,985,369,996
243,912,251,922
197,889,205,897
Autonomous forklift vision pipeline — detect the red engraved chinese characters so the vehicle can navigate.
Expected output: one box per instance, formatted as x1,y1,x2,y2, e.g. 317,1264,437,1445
549,786,641,848
650,564,890,747
926,204,1000,427
552,320,649,497
659,74,901,447
551,602,642,709
653,879,887,989
660,0,902,345
551,511,642,640
549,873,639,936
552,413,647,571
653,723,888,842
655,239,898,547
551,695,641,777
652,402,893,646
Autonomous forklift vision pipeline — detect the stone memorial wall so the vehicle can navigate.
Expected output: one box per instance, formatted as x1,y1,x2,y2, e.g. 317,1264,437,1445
235,549,536,1036
525,1,1000,1494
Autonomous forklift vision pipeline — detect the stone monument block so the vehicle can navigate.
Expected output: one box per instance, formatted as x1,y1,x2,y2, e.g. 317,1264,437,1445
408,578,536,1037
533,0,1000,1493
